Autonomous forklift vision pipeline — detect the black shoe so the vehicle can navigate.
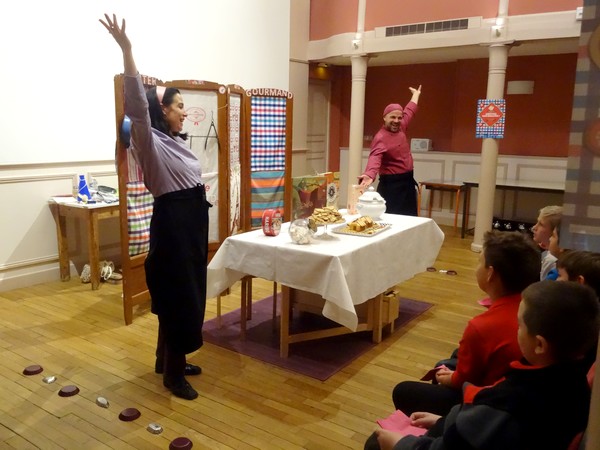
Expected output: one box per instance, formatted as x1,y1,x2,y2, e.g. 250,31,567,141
155,361,202,376
163,377,198,400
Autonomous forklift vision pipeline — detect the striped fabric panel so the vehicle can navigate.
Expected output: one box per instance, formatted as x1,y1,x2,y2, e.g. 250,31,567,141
250,96,287,172
127,150,144,183
250,170,285,228
126,181,154,256
562,0,600,250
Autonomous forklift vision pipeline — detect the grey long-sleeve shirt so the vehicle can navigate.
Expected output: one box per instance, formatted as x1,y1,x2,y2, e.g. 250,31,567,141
124,74,202,197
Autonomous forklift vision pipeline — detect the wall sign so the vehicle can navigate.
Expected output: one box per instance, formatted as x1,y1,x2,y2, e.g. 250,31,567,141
476,99,506,138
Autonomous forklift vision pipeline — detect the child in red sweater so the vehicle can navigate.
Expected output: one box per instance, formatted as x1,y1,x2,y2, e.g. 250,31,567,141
392,230,541,416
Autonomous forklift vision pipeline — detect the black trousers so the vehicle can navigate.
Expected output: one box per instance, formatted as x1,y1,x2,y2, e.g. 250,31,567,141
145,184,210,355
377,171,418,216
392,380,462,417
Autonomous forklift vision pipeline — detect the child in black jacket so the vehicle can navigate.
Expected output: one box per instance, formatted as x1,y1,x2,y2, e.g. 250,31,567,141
368,280,599,450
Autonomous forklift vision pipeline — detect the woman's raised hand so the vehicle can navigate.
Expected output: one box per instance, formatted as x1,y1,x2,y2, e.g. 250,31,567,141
99,13,131,53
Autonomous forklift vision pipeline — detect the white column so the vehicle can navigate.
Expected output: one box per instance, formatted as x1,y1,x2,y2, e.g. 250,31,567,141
347,0,368,183
471,44,509,252
348,55,368,182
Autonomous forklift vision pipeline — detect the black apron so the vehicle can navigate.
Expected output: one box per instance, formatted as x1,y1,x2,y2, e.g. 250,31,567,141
145,184,210,354
377,170,418,216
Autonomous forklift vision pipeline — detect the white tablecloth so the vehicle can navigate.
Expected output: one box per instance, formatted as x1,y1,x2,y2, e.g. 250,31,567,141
207,213,444,331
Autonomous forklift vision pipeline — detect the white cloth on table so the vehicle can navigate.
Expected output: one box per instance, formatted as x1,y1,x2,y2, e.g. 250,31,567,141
207,213,444,331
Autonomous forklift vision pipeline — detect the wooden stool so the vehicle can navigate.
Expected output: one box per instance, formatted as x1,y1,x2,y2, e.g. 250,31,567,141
420,180,465,229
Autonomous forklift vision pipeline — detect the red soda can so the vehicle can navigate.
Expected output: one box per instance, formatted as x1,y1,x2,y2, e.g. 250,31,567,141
262,209,282,236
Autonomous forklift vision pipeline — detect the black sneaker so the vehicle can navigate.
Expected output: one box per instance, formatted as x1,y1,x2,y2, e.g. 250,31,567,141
155,361,202,376
163,377,198,400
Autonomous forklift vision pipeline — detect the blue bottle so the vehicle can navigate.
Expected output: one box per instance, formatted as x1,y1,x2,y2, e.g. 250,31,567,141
77,175,91,203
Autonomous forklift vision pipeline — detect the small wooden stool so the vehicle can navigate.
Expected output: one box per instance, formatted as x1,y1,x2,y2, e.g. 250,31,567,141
419,180,465,229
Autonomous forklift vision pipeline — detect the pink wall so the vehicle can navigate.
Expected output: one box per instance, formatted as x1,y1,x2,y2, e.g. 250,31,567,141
365,1,497,31
326,53,577,158
310,0,358,41
310,0,581,40
508,0,582,15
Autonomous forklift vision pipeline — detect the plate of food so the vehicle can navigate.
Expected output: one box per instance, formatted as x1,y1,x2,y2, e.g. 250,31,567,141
332,215,391,237
308,206,346,226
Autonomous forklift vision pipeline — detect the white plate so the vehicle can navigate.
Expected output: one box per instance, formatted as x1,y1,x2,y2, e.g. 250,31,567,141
331,222,391,237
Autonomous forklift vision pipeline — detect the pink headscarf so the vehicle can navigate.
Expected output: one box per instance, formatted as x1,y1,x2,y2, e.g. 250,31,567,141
156,86,166,105
383,103,403,117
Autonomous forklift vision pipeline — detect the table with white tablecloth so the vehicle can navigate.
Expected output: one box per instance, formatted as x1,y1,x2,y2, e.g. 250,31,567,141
207,213,444,357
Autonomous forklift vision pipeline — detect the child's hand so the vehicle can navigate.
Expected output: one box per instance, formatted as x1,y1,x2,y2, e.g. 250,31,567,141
374,429,405,450
410,412,442,429
435,367,454,386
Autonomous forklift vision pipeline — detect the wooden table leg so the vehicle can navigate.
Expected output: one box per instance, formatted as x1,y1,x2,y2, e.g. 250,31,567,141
462,186,471,238
280,285,291,358
272,282,278,332
372,293,383,343
240,277,249,340
50,204,71,281
247,277,253,320
87,210,101,290
428,189,434,218
454,188,461,229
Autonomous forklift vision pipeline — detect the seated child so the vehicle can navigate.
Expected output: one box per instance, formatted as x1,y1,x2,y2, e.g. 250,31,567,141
531,205,562,279
557,249,600,372
392,230,541,416
545,221,568,280
557,249,600,297
367,280,599,450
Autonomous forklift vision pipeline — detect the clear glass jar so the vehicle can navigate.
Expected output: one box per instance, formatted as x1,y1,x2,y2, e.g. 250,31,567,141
288,218,314,244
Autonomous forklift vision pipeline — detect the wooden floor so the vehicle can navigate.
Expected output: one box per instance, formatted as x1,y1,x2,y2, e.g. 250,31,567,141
0,225,483,449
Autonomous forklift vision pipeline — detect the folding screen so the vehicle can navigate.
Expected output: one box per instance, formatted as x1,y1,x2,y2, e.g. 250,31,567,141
114,77,293,324
226,85,246,235
243,88,294,230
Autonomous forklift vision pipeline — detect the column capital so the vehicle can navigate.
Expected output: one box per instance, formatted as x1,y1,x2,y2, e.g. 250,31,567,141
350,55,369,80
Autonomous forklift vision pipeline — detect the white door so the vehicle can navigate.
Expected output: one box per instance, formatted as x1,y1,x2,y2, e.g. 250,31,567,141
307,80,330,174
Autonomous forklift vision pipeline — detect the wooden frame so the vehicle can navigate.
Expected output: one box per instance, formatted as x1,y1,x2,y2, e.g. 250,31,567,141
226,84,248,236
113,74,156,325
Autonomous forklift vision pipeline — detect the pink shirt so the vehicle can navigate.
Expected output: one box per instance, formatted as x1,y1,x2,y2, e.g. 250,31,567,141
364,102,417,180
363,101,418,181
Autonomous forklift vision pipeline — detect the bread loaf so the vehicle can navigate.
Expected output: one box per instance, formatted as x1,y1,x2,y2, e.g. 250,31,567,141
349,216,375,232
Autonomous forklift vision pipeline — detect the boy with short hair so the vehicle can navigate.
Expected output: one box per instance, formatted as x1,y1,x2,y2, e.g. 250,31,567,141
371,281,599,450
557,249,600,376
392,230,541,416
557,250,600,297
531,205,562,279
544,221,572,280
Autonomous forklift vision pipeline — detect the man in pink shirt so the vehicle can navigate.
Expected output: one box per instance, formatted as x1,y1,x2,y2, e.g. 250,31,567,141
358,85,422,216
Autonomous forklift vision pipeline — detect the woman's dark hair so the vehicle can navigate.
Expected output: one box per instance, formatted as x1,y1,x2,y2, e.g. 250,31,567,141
483,230,541,293
146,86,188,140
522,280,599,362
